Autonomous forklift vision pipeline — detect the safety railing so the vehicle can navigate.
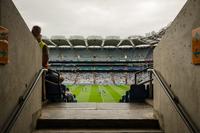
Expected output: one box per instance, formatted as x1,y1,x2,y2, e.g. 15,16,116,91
148,69,199,133
1,68,48,133
134,66,153,85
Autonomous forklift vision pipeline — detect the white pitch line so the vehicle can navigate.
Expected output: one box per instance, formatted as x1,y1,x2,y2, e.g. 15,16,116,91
98,86,104,102
102,85,115,102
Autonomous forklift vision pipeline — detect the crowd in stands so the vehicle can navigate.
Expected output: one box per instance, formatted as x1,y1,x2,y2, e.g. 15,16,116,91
62,72,77,84
113,73,126,84
127,73,135,84
136,72,150,83
76,73,94,84
61,72,148,85
95,73,113,84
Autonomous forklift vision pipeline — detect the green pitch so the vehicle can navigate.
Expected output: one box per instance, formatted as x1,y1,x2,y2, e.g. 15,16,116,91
67,85,130,102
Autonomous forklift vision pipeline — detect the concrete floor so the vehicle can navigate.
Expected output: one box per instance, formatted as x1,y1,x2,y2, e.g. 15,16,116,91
40,103,154,120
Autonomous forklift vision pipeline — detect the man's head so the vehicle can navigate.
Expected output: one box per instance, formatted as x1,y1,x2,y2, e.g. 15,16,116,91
31,25,41,42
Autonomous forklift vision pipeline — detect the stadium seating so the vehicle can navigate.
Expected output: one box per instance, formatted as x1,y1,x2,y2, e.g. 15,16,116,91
61,72,148,85
48,47,153,62
113,73,127,84
76,73,94,84
62,72,77,84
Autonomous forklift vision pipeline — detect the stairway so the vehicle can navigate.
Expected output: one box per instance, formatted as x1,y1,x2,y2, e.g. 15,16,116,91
34,103,163,133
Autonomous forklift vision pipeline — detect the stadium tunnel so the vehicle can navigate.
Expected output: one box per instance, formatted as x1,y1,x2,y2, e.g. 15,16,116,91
0,0,200,133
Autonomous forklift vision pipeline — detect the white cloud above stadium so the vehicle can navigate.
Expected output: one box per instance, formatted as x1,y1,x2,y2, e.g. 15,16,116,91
13,0,187,38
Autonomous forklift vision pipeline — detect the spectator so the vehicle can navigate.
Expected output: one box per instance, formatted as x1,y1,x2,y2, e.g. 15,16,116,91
31,25,49,68
73,95,77,102
64,88,73,102
32,25,49,100
64,88,77,102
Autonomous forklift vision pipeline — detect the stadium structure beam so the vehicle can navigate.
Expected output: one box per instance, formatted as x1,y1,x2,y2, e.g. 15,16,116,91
101,39,105,47
139,39,147,45
49,40,57,47
66,39,73,48
129,39,135,47
117,40,123,47
42,36,58,47
85,39,88,48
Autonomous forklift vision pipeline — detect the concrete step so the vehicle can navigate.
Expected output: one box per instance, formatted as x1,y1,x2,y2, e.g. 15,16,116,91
36,103,161,130
33,129,164,133
37,119,160,129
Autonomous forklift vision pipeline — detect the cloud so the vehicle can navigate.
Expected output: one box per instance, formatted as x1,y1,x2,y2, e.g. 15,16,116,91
13,0,187,38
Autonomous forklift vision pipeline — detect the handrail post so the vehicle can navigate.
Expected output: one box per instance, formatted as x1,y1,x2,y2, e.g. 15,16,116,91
149,70,153,98
134,66,153,85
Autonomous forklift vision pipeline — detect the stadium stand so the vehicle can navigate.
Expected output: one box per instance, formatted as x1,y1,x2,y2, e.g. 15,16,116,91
62,72,77,84
61,72,149,85
127,73,136,84
113,73,127,84
46,27,168,86
48,47,153,62
95,72,113,85
76,73,94,84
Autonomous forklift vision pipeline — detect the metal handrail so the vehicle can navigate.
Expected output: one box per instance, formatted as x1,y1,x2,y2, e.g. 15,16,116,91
135,66,152,75
135,66,153,84
1,68,48,133
137,78,153,85
148,69,199,133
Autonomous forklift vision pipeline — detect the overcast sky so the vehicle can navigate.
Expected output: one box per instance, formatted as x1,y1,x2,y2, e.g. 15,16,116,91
13,0,187,38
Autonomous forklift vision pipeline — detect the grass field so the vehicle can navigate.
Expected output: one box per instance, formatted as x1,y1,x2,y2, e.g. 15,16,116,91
67,85,130,102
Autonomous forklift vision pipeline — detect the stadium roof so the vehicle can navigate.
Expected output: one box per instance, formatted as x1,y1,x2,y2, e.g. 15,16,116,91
42,26,168,48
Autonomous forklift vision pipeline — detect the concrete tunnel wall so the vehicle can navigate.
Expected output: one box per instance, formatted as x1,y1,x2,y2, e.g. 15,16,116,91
153,0,200,132
0,0,42,132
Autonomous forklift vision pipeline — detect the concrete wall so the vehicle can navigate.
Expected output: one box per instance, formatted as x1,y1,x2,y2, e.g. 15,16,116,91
153,0,200,132
0,0,42,132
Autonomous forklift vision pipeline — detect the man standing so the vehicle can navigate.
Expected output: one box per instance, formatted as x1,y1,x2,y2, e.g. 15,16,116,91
31,25,49,68
32,25,49,101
